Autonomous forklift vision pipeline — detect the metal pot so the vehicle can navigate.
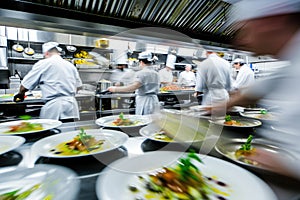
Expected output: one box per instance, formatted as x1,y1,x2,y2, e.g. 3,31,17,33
97,81,113,93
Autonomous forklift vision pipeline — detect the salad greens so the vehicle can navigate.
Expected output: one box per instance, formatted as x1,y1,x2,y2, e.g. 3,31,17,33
224,115,232,122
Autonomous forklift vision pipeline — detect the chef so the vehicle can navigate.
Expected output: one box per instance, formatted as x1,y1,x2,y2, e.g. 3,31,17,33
14,42,82,122
232,58,255,91
177,64,196,87
159,54,176,85
107,51,160,115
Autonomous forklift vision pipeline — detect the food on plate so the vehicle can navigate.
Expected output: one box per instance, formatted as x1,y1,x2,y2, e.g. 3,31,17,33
224,115,242,126
112,113,140,126
128,152,230,199
0,183,53,200
234,135,258,165
50,129,105,155
5,122,43,133
153,130,173,142
160,84,181,92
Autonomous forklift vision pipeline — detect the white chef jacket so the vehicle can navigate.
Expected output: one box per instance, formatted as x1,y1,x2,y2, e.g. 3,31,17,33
110,68,135,86
158,67,173,84
233,65,255,90
244,30,300,179
134,66,160,115
21,55,82,120
195,53,232,105
178,71,196,86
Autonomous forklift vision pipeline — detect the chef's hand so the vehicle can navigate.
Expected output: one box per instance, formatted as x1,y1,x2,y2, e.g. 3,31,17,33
107,86,116,93
13,93,25,102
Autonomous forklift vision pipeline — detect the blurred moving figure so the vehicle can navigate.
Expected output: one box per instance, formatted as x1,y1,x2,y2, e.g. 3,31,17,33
110,61,135,86
194,50,232,105
225,0,300,178
107,51,160,115
14,42,82,121
177,64,196,87
232,58,255,91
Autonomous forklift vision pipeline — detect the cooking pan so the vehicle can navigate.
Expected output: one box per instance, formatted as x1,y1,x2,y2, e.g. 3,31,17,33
24,30,35,56
12,28,24,53
66,34,77,52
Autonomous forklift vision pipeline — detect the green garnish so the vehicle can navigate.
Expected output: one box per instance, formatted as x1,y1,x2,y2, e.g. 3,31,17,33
119,112,124,120
178,152,203,181
240,135,253,151
19,115,32,120
78,128,92,143
260,110,267,114
225,115,232,122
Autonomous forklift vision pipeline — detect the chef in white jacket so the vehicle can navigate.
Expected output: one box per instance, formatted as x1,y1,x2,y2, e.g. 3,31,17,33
232,58,255,91
178,64,196,87
224,0,300,179
14,42,82,122
194,50,232,105
159,54,176,85
108,51,160,115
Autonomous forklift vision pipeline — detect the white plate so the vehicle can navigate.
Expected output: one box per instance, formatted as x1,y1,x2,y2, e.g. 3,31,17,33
31,129,129,158
210,116,262,128
96,151,277,200
0,136,25,155
0,164,79,200
95,115,152,128
139,123,204,143
215,138,296,171
0,119,62,135
239,112,277,121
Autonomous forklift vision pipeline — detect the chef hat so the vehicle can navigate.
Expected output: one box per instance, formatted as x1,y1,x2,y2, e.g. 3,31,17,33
138,51,153,61
42,42,62,54
232,58,245,64
232,0,300,22
166,54,176,69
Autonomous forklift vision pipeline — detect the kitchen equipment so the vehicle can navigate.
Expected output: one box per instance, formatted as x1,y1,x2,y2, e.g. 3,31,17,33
24,30,35,56
95,38,109,48
96,80,113,93
12,28,24,53
66,34,77,52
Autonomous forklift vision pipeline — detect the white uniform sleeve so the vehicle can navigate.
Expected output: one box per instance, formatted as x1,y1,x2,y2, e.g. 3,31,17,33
21,60,48,90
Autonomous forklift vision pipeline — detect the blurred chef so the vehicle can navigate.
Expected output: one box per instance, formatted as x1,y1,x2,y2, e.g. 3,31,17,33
159,54,176,85
177,64,196,87
110,56,135,86
107,51,160,115
14,42,82,122
194,50,232,105
232,58,255,91
220,0,300,179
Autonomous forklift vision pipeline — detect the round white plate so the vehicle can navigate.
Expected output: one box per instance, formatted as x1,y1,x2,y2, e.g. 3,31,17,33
215,138,296,171
0,164,79,200
210,116,262,128
95,115,152,128
31,129,129,158
96,151,277,200
0,119,62,135
239,112,277,121
0,136,25,155
139,123,203,143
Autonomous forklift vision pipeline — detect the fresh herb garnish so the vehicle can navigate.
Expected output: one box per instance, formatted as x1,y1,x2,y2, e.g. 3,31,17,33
260,110,267,114
240,135,253,151
119,112,124,120
78,128,92,143
225,115,232,122
178,152,203,181
19,115,32,120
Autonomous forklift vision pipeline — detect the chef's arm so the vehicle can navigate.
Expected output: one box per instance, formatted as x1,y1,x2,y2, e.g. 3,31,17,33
108,81,141,93
227,92,259,109
18,85,29,95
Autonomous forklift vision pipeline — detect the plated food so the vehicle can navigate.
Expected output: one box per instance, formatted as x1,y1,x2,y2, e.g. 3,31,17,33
0,164,79,200
210,115,262,128
96,151,277,200
0,119,62,135
239,111,277,121
140,123,203,143
0,136,25,156
31,129,129,158
215,137,295,170
95,114,152,128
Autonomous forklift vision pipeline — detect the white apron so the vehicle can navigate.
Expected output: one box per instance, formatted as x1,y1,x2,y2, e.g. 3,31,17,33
135,94,159,115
